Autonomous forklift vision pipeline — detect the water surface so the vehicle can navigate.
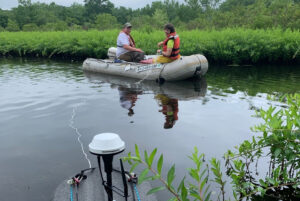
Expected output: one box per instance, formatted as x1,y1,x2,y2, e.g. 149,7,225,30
1,58,300,201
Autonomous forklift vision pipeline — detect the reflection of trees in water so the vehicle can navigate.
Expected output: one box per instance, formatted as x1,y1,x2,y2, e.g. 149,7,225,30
205,65,300,110
207,65,300,96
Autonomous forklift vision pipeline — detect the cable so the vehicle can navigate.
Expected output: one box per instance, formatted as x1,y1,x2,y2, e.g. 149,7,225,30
69,100,92,169
70,185,74,201
133,183,141,201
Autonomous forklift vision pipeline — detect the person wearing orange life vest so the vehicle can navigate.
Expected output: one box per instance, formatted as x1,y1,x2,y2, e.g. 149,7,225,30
155,23,180,63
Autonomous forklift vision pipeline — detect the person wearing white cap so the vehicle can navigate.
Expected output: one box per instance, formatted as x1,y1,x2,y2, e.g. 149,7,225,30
116,22,145,62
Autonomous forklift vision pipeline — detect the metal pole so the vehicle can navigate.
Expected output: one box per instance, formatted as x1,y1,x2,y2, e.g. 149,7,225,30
102,155,114,201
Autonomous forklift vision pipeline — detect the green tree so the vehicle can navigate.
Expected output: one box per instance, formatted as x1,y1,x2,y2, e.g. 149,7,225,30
130,15,152,29
22,23,39,31
66,3,86,25
30,4,59,26
6,19,20,32
18,0,32,7
40,21,68,31
112,6,133,24
95,13,119,30
220,0,257,11
152,9,169,29
84,0,114,20
0,10,8,28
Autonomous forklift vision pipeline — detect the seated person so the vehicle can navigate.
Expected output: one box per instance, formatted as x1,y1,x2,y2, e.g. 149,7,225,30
140,23,180,64
155,23,181,63
116,23,145,62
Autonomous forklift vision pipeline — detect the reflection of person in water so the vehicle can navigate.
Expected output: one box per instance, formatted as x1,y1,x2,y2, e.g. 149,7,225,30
155,94,178,129
118,86,142,116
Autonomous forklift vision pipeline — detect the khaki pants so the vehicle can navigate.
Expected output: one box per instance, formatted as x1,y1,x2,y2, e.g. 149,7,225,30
153,55,181,63
118,51,145,62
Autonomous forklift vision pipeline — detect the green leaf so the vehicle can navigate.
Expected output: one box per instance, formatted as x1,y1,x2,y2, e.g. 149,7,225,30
259,179,267,187
199,168,208,181
188,168,199,182
130,162,139,173
167,198,177,201
151,175,160,180
177,177,185,193
204,192,212,201
147,186,165,195
138,168,149,184
274,148,282,157
148,148,157,167
135,144,141,160
157,154,163,175
180,181,188,200
167,165,175,186
200,176,208,191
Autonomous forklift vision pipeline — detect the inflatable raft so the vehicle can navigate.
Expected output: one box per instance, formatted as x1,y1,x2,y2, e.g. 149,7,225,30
83,47,208,82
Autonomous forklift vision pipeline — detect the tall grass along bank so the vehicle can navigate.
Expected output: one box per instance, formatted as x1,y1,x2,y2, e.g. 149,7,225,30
0,29,299,65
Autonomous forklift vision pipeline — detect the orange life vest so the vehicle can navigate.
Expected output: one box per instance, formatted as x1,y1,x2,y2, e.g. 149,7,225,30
162,32,180,60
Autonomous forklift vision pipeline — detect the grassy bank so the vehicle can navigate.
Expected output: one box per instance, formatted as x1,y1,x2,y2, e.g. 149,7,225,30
0,29,299,64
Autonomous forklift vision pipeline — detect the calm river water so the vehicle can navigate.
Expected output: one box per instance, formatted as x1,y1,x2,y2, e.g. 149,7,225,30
1,58,300,201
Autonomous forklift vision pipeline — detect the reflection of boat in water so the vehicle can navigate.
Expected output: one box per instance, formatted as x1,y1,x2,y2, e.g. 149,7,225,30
84,72,207,129
84,72,207,101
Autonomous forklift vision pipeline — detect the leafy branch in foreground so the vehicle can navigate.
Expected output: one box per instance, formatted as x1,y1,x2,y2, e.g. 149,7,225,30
124,94,300,201
225,94,300,200
123,145,225,201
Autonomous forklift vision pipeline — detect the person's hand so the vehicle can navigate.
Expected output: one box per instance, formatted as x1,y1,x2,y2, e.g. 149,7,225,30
157,41,163,48
136,48,144,53
157,49,162,55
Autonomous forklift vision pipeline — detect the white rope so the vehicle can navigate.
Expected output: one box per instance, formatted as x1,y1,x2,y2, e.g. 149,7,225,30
135,62,166,85
135,67,152,85
69,100,92,168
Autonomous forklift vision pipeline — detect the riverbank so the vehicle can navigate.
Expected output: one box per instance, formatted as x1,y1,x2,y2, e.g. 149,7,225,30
1,28,299,65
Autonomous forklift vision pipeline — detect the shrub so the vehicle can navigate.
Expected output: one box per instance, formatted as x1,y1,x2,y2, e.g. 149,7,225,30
22,23,39,31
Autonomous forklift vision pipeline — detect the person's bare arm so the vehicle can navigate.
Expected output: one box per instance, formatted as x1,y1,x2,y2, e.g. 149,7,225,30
157,41,163,48
163,48,172,57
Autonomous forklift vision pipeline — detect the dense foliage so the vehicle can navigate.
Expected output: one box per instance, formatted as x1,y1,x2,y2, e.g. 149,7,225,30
0,0,300,31
1,29,299,64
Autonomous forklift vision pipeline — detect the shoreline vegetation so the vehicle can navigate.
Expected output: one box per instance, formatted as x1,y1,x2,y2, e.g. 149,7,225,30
1,28,300,65
1,0,300,65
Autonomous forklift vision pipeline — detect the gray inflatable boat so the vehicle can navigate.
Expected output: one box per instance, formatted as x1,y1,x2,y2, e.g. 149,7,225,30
83,47,208,82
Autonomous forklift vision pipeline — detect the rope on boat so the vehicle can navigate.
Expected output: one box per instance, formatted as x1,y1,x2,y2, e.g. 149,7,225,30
70,185,74,201
135,68,152,85
67,168,94,201
158,64,166,82
69,100,92,169
133,183,141,201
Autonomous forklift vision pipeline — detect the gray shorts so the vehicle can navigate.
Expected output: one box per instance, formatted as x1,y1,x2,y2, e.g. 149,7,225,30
118,51,145,62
